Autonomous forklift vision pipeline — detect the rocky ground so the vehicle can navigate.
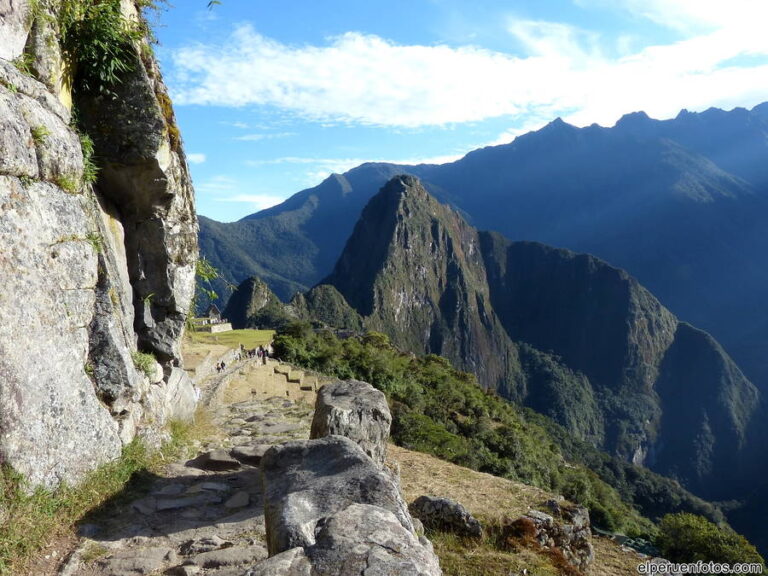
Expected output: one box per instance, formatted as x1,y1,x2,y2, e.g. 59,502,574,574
57,355,320,576
41,346,645,576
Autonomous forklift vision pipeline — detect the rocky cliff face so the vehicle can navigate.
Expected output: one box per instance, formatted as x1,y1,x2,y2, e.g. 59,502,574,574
307,176,761,501
0,0,197,488
323,176,524,398
478,236,759,498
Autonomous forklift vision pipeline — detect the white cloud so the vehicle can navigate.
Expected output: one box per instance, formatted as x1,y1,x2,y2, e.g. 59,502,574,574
245,153,467,189
187,153,207,164
170,8,768,130
217,193,285,211
220,121,250,129
589,0,768,33
195,175,237,195
234,132,297,142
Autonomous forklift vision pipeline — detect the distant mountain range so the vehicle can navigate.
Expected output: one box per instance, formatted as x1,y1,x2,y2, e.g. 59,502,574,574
199,103,768,394
226,175,764,506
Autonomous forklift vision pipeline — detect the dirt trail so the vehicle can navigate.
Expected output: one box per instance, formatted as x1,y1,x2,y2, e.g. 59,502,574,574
57,356,320,576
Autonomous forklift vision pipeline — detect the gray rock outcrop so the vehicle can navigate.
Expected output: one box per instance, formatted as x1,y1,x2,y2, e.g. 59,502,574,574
250,504,442,576
409,495,483,538
0,1,197,488
505,505,594,571
0,0,29,61
261,435,415,555
309,379,391,467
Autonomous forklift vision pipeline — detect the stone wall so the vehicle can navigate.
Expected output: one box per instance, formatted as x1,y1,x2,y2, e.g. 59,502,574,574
0,0,197,488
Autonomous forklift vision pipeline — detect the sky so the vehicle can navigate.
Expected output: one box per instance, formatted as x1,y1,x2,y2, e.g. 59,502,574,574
151,0,768,222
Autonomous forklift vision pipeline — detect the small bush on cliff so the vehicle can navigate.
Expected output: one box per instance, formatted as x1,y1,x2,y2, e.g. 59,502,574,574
657,513,764,566
59,0,146,96
79,132,99,184
30,125,50,145
131,350,156,379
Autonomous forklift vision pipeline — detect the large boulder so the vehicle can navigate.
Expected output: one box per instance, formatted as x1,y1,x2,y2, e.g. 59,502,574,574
260,435,414,556
310,379,391,467
250,504,442,576
409,495,483,538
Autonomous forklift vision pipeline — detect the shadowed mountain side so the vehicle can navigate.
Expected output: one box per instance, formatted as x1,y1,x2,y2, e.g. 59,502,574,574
308,176,761,502
653,323,761,497
478,235,760,500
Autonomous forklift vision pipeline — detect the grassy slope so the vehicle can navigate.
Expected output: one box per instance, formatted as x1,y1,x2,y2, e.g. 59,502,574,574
391,444,642,575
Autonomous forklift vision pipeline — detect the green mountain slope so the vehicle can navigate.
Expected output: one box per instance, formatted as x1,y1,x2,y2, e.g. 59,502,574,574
313,176,761,503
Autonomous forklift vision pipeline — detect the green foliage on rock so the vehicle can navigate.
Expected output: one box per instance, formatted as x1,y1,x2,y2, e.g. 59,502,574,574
657,513,764,565
131,350,156,379
59,0,146,97
30,125,50,145
79,132,99,184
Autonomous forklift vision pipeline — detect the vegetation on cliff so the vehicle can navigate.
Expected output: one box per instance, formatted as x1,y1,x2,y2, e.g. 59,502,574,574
0,419,206,575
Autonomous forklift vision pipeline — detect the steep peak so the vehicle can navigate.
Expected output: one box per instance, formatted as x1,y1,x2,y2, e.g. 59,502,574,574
540,116,577,134
380,173,428,200
614,110,661,140
616,110,651,126
367,174,447,223
223,275,283,329
322,175,471,319
547,116,569,128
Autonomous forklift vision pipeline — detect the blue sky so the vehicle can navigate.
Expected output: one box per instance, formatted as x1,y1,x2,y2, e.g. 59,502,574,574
151,0,768,222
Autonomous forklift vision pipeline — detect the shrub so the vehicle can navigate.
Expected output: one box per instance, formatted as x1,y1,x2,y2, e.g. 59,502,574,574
79,132,99,184
55,174,80,194
657,513,764,565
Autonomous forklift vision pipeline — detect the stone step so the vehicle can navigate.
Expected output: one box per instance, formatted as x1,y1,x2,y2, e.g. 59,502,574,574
274,365,291,376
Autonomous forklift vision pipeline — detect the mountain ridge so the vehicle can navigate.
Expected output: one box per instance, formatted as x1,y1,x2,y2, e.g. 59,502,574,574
198,104,768,395
229,175,763,504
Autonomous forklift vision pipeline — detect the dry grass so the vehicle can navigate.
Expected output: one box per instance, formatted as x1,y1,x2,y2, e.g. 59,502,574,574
389,444,641,576
431,531,559,576
391,444,549,523
588,537,645,576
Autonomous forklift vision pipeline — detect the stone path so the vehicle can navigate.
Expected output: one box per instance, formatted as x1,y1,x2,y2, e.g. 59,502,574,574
59,356,322,576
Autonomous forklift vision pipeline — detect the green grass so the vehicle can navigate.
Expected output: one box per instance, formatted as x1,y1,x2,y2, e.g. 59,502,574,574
188,328,274,350
0,441,151,575
131,350,156,379
31,125,50,145
0,413,211,575
55,174,80,194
